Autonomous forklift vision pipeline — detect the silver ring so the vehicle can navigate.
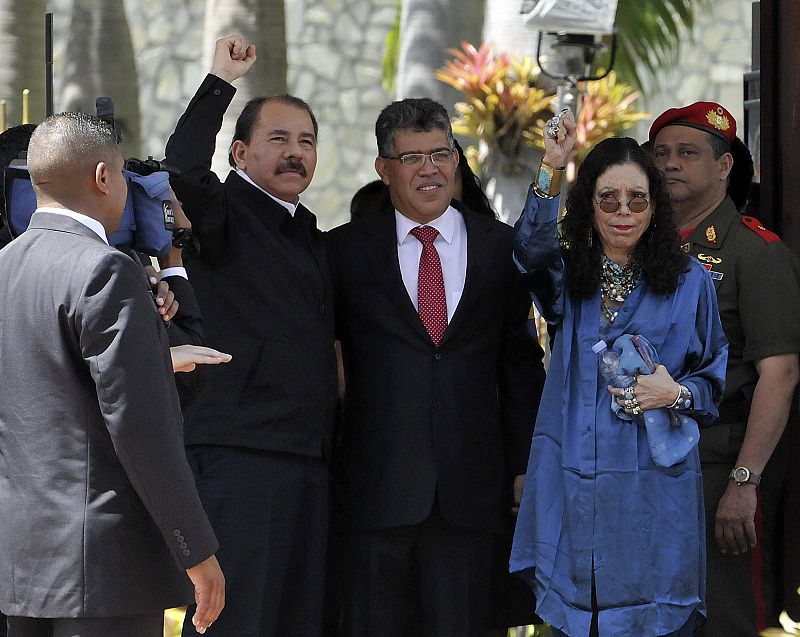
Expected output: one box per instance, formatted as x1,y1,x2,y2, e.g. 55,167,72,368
622,386,635,401
631,405,643,416
545,108,570,139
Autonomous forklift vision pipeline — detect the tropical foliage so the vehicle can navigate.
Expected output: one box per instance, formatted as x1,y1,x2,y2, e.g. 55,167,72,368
604,0,712,90
383,0,709,95
436,42,648,169
572,70,649,163
382,0,401,92
435,42,552,159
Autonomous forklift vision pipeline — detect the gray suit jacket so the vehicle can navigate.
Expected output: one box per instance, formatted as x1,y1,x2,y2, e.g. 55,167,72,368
0,212,218,618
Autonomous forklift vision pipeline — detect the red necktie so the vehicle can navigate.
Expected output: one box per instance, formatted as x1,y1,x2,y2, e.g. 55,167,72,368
410,226,448,345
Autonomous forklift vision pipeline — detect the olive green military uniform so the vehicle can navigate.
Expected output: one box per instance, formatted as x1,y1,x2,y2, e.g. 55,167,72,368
684,197,800,637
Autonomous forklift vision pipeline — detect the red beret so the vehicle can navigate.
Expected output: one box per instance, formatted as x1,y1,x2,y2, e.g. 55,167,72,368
649,101,736,145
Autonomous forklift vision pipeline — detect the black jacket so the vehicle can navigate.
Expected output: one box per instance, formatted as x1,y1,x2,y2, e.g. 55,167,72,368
165,74,337,457
327,206,545,531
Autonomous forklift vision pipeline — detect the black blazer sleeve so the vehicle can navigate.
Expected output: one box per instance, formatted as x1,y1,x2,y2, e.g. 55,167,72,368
164,274,204,347
499,268,546,478
164,74,237,256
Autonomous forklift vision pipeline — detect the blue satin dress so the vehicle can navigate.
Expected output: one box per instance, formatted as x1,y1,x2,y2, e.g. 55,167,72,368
509,188,728,637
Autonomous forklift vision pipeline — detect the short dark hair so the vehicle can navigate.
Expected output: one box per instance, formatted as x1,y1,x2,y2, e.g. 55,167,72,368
228,94,319,167
28,112,119,181
349,179,393,220
375,98,454,158
706,131,730,160
453,139,495,219
726,136,754,210
561,136,688,297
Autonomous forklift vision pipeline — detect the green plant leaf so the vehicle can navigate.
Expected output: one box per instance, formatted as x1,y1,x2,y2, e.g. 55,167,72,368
382,0,402,93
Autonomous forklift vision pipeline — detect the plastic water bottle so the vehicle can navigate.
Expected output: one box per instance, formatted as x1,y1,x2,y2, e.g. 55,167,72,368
592,340,636,388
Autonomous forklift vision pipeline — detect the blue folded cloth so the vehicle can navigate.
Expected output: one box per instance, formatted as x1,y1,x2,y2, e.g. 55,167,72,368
609,334,700,467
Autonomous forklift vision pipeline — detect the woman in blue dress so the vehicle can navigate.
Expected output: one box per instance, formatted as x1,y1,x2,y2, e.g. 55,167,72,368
510,111,728,637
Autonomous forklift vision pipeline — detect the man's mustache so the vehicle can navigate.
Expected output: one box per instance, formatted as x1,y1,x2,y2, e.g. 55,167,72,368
276,160,307,177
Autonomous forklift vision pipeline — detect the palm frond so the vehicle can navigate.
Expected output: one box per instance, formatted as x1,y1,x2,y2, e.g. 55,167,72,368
595,0,711,90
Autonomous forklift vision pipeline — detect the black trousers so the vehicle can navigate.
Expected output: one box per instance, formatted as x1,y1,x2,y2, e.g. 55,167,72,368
341,502,493,637
182,445,329,637
7,613,163,637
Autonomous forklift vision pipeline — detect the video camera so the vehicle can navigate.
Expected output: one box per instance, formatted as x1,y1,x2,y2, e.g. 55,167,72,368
0,99,179,256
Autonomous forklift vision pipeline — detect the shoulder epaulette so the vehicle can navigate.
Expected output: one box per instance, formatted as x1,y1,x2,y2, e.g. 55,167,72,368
741,216,781,243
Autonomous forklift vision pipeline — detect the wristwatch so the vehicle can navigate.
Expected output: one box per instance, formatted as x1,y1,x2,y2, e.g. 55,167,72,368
171,227,193,250
729,466,761,486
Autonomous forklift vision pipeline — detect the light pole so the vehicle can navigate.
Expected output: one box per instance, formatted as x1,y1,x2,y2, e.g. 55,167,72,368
521,0,620,119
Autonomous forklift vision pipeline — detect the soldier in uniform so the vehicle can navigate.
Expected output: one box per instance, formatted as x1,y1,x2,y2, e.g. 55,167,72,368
650,101,800,636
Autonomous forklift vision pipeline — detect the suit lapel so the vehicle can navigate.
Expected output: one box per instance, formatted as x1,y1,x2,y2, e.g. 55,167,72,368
363,210,431,342
441,208,493,344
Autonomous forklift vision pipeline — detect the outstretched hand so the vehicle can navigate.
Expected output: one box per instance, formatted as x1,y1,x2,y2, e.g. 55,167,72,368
171,345,232,373
210,35,257,84
542,109,577,169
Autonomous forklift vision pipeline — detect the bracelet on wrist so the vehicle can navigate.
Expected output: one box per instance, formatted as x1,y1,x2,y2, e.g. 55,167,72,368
532,160,565,199
667,384,693,410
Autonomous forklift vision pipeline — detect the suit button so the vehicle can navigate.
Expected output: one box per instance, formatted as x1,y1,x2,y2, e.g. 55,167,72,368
177,535,185,543
182,549,191,556
180,542,188,549
173,529,181,537
213,89,221,96
434,353,442,361
434,402,442,410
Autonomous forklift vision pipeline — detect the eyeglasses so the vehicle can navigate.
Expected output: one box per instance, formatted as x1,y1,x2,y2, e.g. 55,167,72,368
594,195,650,214
384,150,454,167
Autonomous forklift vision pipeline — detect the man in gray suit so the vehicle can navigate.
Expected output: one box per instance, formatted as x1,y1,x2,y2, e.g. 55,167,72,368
0,113,225,637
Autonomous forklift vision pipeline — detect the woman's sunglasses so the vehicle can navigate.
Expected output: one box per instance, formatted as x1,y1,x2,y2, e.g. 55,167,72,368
594,196,650,214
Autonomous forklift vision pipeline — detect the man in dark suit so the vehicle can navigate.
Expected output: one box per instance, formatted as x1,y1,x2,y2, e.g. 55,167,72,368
326,98,545,636
0,113,224,637
164,35,337,637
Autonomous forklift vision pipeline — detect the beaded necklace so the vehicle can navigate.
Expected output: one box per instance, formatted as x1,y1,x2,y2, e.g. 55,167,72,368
600,254,641,323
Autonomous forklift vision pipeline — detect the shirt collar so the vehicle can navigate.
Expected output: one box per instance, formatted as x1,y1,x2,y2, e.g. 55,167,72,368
236,168,298,216
396,205,458,246
36,207,109,244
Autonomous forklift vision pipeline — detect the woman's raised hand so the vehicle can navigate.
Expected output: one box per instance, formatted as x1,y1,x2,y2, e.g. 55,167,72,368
542,109,577,169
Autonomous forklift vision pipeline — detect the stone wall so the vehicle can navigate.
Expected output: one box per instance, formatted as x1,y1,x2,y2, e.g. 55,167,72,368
286,0,396,228
43,0,753,229
123,0,206,159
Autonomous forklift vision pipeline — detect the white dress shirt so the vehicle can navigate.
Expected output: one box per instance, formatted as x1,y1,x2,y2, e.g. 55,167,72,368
396,205,467,322
236,168,298,216
36,207,109,244
157,266,188,281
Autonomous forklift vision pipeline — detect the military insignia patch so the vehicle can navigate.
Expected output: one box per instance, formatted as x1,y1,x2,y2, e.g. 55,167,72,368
706,107,731,133
680,242,692,253
702,263,724,280
705,226,717,243
697,253,722,264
